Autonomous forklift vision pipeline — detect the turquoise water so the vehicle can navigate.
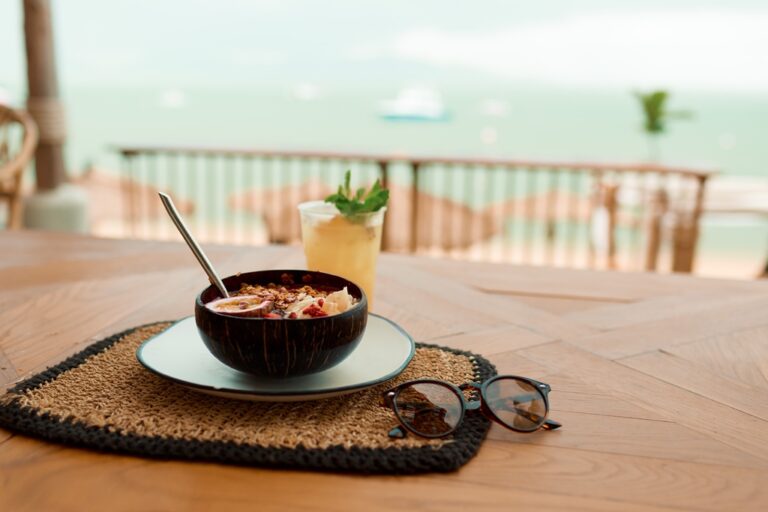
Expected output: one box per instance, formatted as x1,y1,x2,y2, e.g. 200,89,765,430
9,83,767,265
59,85,768,178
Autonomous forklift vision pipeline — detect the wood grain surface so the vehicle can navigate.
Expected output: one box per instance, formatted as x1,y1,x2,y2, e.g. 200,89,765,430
1,230,768,511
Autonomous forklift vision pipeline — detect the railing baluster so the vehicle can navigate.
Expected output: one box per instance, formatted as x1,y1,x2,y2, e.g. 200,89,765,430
158,152,169,240
148,152,160,239
502,166,516,263
608,171,619,270
166,152,176,240
198,153,210,243
212,154,221,244
121,152,135,239
201,153,210,243
434,164,443,253
291,157,301,243
565,169,579,268
471,165,480,259
229,155,240,245
687,173,709,272
672,173,698,272
377,160,390,251
444,164,455,254
658,171,669,270
494,167,503,259
264,155,275,243
311,157,321,202
586,170,600,269
159,152,167,239
644,172,665,271
581,171,590,268
410,162,420,254
243,154,253,245
187,153,195,239
523,167,536,264
460,165,471,259
418,163,427,253
223,154,231,244
288,156,296,242
629,171,643,270
130,152,141,239
139,153,150,239
130,152,140,239
481,166,496,260
545,169,559,266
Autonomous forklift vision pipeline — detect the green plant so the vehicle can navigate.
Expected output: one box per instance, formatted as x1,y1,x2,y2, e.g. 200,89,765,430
325,170,389,218
634,90,692,161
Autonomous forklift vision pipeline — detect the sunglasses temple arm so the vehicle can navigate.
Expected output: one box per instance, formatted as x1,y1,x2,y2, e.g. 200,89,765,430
501,404,563,431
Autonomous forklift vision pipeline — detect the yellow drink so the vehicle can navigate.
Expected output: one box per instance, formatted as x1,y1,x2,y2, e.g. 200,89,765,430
299,201,385,308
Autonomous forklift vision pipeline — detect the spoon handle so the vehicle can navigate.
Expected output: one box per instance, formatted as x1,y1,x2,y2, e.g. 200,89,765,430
158,192,230,298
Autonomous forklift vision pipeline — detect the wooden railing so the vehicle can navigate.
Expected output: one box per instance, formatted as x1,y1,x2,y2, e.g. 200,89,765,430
112,145,713,272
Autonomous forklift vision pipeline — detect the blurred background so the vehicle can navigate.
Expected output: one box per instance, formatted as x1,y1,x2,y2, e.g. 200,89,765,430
1,0,766,278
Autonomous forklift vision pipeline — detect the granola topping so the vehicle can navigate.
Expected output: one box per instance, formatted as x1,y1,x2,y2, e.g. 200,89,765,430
228,281,358,319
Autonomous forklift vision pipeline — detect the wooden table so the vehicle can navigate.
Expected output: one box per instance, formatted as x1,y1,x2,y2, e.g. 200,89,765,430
2,231,768,511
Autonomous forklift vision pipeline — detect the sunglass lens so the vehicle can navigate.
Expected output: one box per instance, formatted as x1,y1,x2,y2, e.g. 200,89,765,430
394,383,463,437
485,377,547,431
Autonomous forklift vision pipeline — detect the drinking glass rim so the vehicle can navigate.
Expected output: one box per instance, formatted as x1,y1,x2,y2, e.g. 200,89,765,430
298,200,387,219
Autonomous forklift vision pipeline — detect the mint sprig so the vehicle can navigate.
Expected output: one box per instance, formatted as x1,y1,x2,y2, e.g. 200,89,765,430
325,171,389,218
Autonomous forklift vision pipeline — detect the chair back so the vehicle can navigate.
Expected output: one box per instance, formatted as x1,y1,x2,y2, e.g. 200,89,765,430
0,105,38,228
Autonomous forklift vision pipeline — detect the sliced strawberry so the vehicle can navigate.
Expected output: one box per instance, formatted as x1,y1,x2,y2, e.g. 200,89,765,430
302,304,328,317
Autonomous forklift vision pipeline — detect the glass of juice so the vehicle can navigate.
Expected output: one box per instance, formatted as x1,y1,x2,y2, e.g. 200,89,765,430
298,201,386,308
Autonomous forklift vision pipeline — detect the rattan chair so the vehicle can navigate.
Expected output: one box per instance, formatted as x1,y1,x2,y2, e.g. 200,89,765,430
0,105,38,229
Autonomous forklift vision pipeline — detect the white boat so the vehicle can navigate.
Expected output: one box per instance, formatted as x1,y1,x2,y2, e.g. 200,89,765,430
379,87,448,121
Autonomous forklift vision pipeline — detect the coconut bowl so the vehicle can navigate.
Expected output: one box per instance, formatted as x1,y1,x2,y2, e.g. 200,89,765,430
194,270,368,378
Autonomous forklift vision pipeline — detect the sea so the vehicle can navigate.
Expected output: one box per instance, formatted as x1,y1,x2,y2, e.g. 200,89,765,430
4,83,767,276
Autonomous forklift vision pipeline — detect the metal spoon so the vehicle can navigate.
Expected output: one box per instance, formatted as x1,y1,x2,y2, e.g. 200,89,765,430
158,192,230,298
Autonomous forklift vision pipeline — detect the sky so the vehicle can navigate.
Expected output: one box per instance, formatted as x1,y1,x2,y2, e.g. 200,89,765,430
2,0,768,93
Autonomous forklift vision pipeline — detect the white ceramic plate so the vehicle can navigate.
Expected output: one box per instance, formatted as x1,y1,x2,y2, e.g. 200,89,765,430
136,314,415,401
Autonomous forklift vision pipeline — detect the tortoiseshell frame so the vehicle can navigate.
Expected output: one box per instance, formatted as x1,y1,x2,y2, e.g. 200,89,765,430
382,375,562,439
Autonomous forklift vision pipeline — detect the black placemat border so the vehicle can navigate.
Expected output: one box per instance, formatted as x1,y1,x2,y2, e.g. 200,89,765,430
0,322,496,474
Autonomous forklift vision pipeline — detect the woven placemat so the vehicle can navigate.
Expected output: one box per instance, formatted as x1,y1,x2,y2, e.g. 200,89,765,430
0,322,496,474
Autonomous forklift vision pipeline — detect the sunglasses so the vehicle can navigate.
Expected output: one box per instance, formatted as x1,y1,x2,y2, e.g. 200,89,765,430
382,375,562,439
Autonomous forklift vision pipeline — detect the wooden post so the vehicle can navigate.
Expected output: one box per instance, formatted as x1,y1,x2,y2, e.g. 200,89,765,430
671,175,709,273
604,183,619,270
644,189,668,271
589,177,618,269
409,163,420,253
378,160,391,252
23,0,67,191
671,212,696,273
586,171,601,269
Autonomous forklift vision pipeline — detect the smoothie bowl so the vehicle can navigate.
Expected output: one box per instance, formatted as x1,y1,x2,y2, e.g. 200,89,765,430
195,270,368,378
